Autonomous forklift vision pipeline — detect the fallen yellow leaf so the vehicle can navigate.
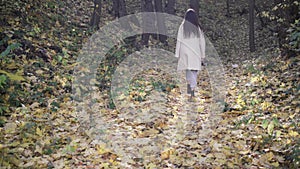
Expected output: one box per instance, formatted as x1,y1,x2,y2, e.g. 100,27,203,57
288,130,299,137
161,148,175,160
0,70,26,81
96,144,109,155
271,161,280,167
0,144,6,149
36,127,43,137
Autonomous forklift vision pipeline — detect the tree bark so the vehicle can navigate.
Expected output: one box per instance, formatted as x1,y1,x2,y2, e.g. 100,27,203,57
112,0,136,44
90,0,101,29
249,0,255,52
189,0,199,17
112,0,127,18
165,0,175,15
154,0,167,43
226,0,231,17
112,0,119,17
112,0,131,30
141,0,155,46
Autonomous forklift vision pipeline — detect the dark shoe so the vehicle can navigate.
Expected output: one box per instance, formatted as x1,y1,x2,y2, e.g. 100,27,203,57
191,90,195,97
188,90,195,102
187,84,191,94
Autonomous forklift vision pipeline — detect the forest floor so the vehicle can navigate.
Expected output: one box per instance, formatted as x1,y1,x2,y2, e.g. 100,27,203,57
0,0,299,168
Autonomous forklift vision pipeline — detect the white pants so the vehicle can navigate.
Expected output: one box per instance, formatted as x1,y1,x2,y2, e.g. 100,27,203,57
186,70,198,89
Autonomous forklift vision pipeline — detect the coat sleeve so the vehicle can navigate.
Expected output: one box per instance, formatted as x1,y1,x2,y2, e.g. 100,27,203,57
175,25,183,58
199,29,206,59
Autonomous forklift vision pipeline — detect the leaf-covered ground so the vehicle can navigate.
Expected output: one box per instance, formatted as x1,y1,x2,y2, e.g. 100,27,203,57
0,0,299,168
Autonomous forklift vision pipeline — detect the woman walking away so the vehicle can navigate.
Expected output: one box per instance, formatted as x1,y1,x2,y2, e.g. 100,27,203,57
175,8,206,101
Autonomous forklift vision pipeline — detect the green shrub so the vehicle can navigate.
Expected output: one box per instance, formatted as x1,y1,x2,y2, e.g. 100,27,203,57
287,19,300,52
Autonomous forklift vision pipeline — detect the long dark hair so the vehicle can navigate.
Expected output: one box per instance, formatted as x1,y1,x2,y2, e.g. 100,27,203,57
183,10,200,38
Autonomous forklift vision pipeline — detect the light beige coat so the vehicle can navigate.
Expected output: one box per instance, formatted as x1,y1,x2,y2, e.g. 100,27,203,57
175,22,205,71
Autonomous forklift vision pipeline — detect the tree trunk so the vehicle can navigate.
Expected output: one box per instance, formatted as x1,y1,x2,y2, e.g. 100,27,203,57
154,0,167,43
119,0,127,17
90,0,101,29
112,0,136,44
189,0,199,17
112,0,127,18
249,0,255,52
112,0,131,30
112,0,119,17
165,0,175,15
141,0,155,46
226,0,231,17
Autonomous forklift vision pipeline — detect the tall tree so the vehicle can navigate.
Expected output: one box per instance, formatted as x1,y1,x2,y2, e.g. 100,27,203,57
112,0,132,30
141,0,155,45
90,0,101,29
189,0,199,17
112,0,127,18
112,0,136,44
249,0,255,52
154,0,167,43
226,0,231,17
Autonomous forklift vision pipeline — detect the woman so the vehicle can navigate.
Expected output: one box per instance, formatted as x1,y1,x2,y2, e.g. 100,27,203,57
175,8,205,101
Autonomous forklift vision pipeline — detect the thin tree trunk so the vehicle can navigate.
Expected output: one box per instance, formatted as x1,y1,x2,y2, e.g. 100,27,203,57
119,0,127,17
141,0,155,46
90,0,101,29
112,0,119,17
189,0,199,17
154,0,167,43
249,0,255,52
112,0,131,30
165,0,175,15
112,0,127,18
112,0,135,44
226,0,231,17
